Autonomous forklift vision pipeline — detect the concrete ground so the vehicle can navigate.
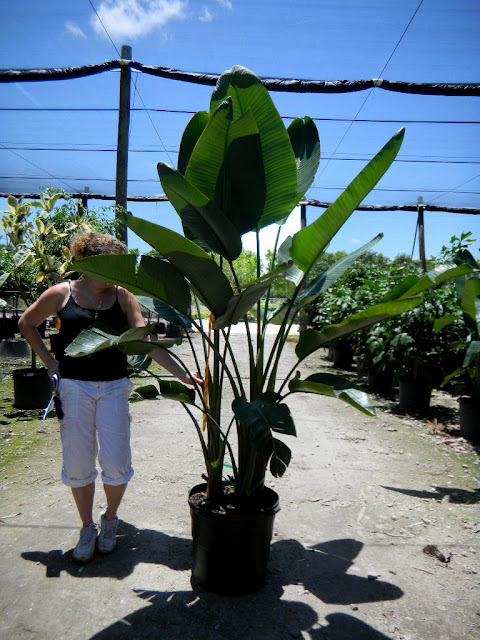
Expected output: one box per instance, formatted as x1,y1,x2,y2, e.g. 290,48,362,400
0,334,479,640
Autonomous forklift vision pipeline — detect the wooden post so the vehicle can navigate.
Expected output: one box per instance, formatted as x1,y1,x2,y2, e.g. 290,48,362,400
417,196,426,272
80,186,89,210
115,44,132,244
299,203,308,332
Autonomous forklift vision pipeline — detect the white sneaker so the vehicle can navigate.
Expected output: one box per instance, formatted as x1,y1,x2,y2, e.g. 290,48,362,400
97,511,118,554
72,523,97,562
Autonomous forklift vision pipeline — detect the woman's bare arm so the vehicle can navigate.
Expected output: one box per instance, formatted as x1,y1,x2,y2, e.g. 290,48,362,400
119,288,203,386
18,283,69,377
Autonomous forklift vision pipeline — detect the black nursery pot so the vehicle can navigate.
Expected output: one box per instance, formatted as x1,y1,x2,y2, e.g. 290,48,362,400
188,483,280,595
13,367,53,410
398,378,432,413
459,396,480,443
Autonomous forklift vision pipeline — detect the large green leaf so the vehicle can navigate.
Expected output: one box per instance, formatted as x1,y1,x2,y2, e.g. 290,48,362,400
288,372,375,416
212,267,285,329
296,297,423,360
185,101,265,234
178,110,209,175
298,234,383,304
460,277,480,332
290,129,405,273
64,322,179,358
135,296,191,327
232,393,296,478
121,212,233,317
73,253,191,315
156,378,196,404
287,116,320,200
463,340,480,368
157,163,242,261
392,263,476,301
14,247,32,267
277,235,304,285
210,65,298,228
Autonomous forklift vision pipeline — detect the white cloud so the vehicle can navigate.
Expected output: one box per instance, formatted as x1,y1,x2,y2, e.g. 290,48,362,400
199,7,213,22
91,0,188,42
351,238,361,245
65,21,87,38
215,0,232,9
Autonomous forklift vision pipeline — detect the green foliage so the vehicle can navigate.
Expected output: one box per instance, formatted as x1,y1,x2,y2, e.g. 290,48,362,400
388,285,466,385
0,190,121,307
435,241,480,401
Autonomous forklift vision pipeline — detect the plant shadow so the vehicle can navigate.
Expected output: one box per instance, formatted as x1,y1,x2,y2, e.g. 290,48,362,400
22,526,403,608
271,538,403,605
90,590,395,640
22,527,401,638
382,485,480,504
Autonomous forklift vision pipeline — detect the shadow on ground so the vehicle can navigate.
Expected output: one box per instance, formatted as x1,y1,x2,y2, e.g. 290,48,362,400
382,485,480,504
90,591,395,640
22,525,402,638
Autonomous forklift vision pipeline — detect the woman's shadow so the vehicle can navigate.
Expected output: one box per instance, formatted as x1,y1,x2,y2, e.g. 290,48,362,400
21,521,192,580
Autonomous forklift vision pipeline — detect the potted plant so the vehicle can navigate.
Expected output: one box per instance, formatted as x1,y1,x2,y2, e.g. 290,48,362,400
435,246,480,441
389,283,465,413
64,66,473,594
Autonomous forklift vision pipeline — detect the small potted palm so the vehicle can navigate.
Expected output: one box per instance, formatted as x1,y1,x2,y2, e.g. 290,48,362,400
389,285,464,413
435,248,480,441
65,66,473,593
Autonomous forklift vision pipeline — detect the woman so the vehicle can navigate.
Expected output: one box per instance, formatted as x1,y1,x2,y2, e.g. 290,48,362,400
19,231,202,562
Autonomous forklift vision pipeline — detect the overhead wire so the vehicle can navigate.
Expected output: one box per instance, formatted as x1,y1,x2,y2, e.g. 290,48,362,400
0,143,79,193
427,172,480,203
1,107,479,126
311,0,425,188
87,0,174,167
2,146,480,166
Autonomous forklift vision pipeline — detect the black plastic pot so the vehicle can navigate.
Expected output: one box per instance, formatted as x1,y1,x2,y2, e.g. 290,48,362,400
12,367,53,410
188,483,280,595
367,369,394,396
0,338,30,358
459,396,480,443
332,345,354,370
398,379,432,413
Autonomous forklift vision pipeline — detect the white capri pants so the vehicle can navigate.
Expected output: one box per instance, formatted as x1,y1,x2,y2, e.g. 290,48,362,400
58,377,134,488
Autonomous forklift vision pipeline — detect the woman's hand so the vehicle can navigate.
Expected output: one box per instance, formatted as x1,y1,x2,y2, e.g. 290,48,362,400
47,358,61,379
182,371,205,388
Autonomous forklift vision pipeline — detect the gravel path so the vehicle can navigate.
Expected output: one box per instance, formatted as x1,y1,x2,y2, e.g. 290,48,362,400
0,334,479,640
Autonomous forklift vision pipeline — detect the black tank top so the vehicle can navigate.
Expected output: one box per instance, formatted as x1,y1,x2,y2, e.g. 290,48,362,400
53,285,129,381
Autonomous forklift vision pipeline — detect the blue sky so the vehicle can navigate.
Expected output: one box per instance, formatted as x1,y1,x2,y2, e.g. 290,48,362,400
1,0,479,261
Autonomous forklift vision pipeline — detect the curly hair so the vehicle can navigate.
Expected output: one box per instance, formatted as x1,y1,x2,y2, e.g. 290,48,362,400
70,231,127,259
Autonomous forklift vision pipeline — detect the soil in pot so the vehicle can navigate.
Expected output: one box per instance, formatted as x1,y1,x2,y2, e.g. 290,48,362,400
13,367,53,410
398,379,432,414
458,396,480,443
188,483,280,595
